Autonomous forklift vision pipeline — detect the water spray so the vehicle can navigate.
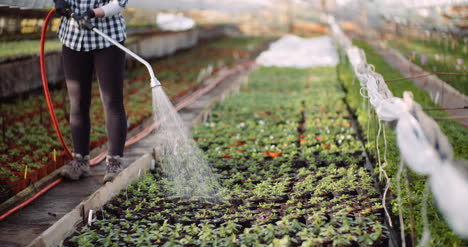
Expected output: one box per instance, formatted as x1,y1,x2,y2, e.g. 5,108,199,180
91,18,220,200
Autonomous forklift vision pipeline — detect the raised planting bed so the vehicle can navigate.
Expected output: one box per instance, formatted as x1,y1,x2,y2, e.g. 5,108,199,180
0,37,270,201
0,39,63,59
0,37,143,61
62,67,390,246
338,40,468,246
385,36,467,96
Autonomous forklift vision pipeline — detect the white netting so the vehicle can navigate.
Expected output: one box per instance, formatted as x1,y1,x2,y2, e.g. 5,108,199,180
328,15,468,240
256,35,339,68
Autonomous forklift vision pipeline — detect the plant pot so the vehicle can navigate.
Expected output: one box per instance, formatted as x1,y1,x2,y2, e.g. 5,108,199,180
35,166,48,180
0,183,13,204
25,170,38,186
12,171,25,181
55,155,66,169
46,162,56,174
7,178,27,194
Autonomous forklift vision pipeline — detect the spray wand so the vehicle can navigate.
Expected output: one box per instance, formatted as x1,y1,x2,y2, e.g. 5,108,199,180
89,26,161,88
71,13,161,88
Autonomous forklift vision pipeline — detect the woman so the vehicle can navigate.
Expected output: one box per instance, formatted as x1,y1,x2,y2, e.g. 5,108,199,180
54,0,128,183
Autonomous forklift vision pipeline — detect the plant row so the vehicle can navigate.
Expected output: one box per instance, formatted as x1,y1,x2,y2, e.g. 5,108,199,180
64,66,388,246
386,36,467,95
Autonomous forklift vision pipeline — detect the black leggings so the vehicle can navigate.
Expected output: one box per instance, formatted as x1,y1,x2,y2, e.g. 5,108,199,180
62,45,127,157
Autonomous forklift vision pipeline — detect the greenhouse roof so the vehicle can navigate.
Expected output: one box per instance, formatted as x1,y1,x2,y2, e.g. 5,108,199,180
0,0,309,11
377,0,468,8
2,0,467,11
1,0,466,34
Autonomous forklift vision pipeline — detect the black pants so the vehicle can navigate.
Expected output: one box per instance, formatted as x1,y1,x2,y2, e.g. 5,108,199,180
62,45,127,156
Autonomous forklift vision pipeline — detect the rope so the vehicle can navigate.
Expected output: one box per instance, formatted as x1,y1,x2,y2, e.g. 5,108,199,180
404,167,416,246
418,182,432,246
375,118,383,181
423,106,468,111
366,98,371,149
397,159,406,247
385,72,468,82
381,122,393,227
433,115,468,120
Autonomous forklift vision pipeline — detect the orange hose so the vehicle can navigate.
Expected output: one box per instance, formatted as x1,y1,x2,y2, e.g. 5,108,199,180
40,9,73,159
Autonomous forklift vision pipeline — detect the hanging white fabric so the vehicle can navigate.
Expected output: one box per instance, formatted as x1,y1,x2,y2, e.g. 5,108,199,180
402,92,454,161
328,14,468,240
430,160,468,239
396,111,442,175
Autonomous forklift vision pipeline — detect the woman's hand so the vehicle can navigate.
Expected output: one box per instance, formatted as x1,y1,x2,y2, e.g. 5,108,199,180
73,9,95,30
54,0,71,18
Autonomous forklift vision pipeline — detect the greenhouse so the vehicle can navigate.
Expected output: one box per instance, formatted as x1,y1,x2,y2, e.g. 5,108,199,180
0,0,467,246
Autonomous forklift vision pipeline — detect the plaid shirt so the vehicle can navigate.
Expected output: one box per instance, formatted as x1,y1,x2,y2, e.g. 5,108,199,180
57,0,128,52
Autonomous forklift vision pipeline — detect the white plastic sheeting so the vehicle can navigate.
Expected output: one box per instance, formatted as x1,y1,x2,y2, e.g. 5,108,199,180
156,13,195,31
256,35,339,68
378,0,468,8
329,15,468,239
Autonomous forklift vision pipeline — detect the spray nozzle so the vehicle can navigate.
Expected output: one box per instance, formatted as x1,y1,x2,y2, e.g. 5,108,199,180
151,77,161,88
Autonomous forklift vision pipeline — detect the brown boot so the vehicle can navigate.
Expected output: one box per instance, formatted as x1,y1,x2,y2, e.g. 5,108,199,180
103,155,123,183
60,153,90,180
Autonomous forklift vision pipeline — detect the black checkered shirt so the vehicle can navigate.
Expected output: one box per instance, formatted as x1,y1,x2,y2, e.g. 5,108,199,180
57,0,128,51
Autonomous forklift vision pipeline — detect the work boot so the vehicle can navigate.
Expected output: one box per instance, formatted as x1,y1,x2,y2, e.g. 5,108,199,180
61,153,90,180
103,155,123,183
